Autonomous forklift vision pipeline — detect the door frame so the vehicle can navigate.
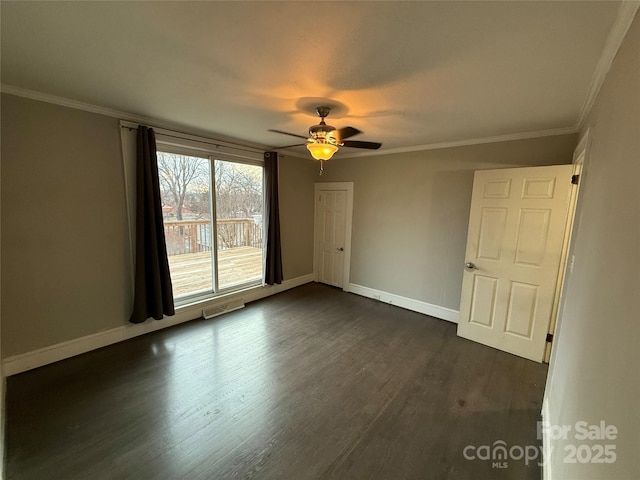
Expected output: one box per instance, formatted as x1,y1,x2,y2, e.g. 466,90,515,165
545,129,591,375
544,132,589,361
313,182,354,291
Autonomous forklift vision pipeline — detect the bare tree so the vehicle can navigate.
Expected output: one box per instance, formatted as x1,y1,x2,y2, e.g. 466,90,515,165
186,191,211,219
157,153,208,220
157,154,262,221
214,161,262,218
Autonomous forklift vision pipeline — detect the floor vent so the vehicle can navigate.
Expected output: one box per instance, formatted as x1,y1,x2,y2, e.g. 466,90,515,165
202,300,245,320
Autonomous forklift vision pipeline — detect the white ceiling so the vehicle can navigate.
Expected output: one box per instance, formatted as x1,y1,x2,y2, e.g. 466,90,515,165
0,1,627,157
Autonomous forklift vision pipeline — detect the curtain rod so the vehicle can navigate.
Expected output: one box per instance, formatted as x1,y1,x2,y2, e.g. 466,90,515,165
120,125,267,155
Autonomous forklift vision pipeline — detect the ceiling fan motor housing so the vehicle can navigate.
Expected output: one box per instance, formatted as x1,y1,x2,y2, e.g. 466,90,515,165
309,106,337,143
268,104,381,151
309,123,337,141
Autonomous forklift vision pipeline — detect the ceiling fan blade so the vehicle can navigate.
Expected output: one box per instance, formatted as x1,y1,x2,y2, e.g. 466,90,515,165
274,143,307,149
342,140,382,150
334,126,361,141
268,129,308,140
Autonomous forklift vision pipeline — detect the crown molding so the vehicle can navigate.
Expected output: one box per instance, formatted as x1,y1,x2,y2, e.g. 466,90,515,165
575,1,640,129
337,126,578,159
2,84,138,120
1,84,576,160
278,126,579,160
0,83,309,159
0,84,270,152
3,3,637,159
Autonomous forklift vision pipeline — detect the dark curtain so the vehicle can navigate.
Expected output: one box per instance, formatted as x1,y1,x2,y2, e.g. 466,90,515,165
129,126,175,324
264,151,283,285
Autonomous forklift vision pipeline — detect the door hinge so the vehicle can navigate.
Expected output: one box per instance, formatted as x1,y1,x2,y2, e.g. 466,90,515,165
546,333,554,343
571,174,580,185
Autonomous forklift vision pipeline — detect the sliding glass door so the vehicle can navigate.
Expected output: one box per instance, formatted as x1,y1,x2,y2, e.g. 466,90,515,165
157,151,264,300
215,159,264,290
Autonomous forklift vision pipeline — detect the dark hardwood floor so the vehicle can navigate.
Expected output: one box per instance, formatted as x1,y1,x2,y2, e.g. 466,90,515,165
6,283,548,479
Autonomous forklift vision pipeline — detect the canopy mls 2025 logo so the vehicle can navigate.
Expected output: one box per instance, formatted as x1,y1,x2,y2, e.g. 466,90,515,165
462,420,618,469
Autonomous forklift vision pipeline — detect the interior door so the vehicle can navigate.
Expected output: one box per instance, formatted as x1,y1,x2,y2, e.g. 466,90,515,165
457,165,573,362
315,184,352,288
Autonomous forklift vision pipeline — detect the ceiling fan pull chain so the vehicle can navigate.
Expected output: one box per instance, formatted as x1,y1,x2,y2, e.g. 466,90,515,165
319,159,324,176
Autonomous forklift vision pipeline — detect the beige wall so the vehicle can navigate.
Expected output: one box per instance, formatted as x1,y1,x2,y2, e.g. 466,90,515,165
279,155,317,279
2,95,130,357
1,94,316,358
544,12,640,480
319,135,577,310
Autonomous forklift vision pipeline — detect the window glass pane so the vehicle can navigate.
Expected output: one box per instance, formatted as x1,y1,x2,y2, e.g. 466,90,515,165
158,152,213,298
214,160,264,290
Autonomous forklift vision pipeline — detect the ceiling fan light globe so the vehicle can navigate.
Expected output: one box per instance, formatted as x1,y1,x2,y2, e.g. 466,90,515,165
307,142,338,161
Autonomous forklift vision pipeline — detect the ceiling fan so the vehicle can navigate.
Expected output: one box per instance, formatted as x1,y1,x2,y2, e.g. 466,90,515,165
269,106,382,169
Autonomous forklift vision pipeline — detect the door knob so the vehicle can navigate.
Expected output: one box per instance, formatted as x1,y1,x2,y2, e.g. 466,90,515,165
465,262,476,270
337,247,344,251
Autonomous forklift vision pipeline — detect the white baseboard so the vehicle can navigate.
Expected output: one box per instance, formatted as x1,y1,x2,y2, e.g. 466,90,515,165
3,274,315,376
348,283,459,323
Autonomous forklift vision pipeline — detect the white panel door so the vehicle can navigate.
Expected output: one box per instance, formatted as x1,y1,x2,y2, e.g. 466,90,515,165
316,188,348,287
457,165,573,362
